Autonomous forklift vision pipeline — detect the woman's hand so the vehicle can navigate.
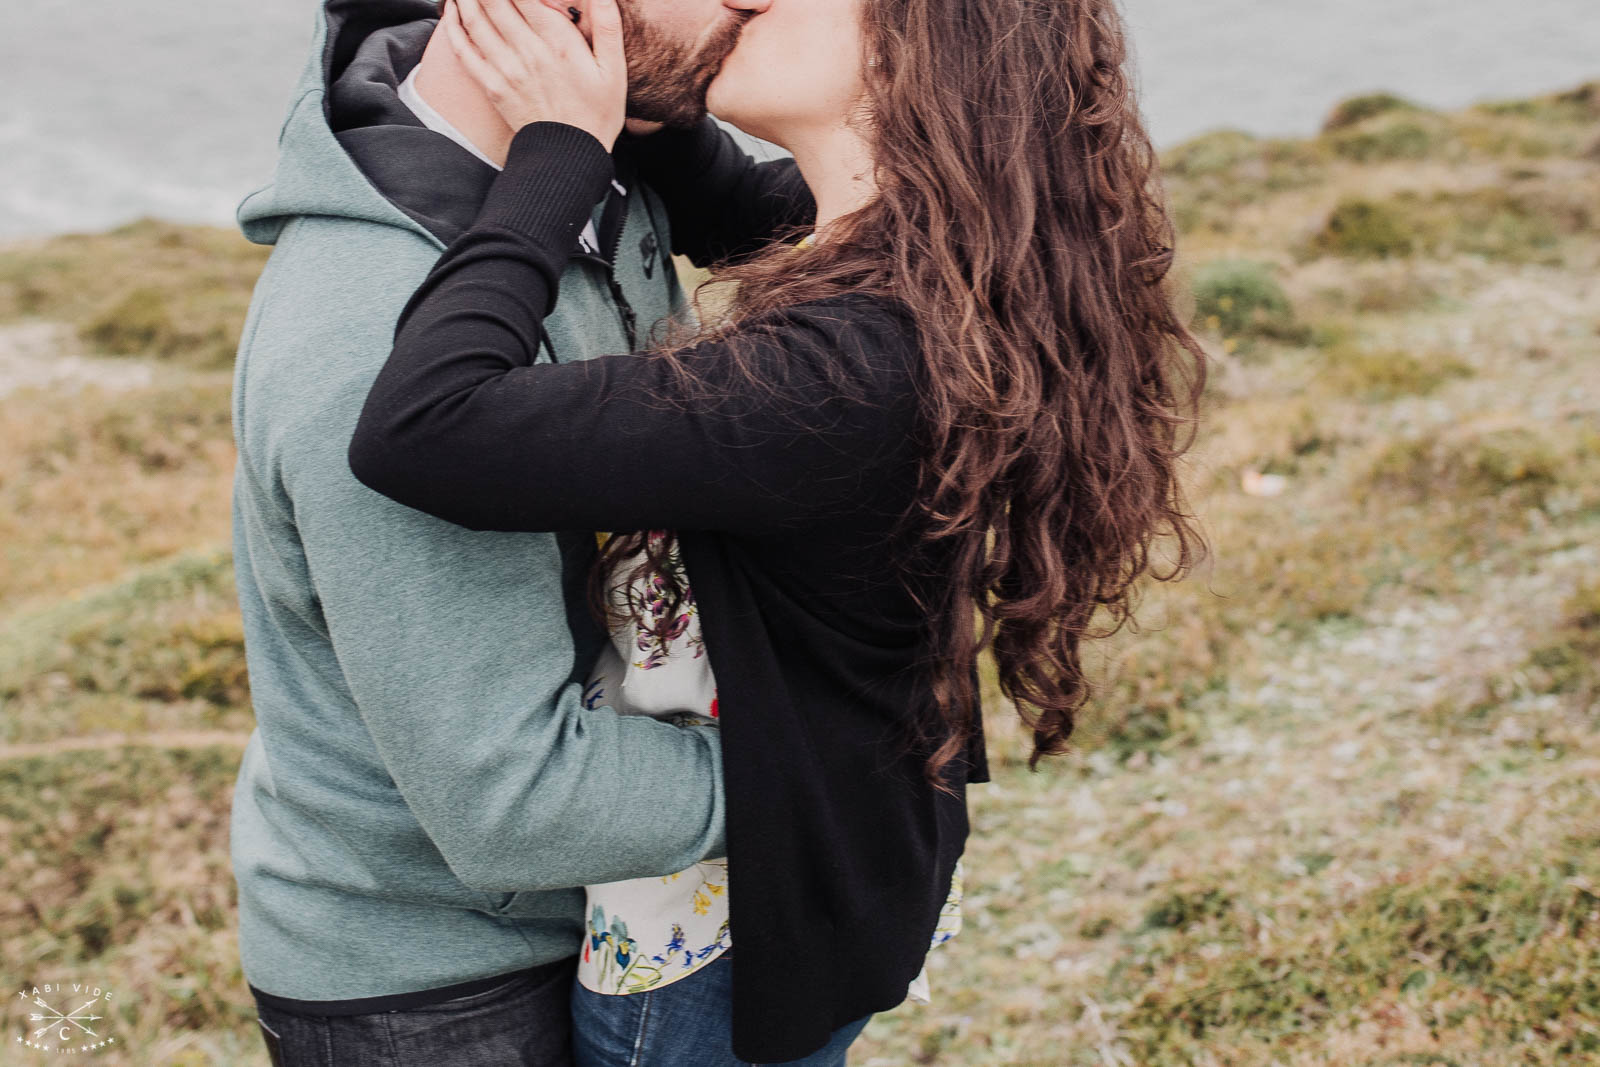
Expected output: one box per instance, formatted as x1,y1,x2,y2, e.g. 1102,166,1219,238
442,0,627,151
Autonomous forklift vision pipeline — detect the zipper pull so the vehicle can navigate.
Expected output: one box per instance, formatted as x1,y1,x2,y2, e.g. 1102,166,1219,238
619,299,638,350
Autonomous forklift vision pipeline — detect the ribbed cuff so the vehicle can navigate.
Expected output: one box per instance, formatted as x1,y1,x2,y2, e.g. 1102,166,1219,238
478,122,616,246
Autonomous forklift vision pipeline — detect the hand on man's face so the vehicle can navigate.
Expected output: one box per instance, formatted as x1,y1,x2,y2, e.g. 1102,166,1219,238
534,0,590,43
482,0,753,128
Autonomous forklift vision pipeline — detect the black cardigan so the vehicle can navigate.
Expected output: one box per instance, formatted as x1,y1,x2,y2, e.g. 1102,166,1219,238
349,120,989,1062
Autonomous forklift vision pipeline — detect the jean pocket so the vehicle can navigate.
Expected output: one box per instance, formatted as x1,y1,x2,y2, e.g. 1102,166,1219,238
256,1016,288,1067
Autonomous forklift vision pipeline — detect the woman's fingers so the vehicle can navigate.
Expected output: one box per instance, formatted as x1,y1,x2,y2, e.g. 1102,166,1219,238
484,0,585,65
457,0,544,79
560,0,594,47
440,2,514,105
587,0,626,84
440,0,624,147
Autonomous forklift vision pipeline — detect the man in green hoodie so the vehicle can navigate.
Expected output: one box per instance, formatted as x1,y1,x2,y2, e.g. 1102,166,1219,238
230,1,778,1063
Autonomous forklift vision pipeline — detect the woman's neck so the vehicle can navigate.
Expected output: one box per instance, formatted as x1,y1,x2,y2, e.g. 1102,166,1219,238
786,122,878,237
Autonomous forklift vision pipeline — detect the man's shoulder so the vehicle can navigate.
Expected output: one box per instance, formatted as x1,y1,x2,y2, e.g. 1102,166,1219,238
244,218,441,351
237,220,440,403
234,219,442,486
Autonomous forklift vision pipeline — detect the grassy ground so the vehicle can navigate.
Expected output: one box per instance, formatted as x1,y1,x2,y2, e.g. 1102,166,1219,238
2,84,1597,1065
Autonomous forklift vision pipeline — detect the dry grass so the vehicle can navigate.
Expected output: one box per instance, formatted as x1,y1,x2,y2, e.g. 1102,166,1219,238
0,550,250,747
2,82,1599,1064
0,377,235,615
0,219,269,368
1,746,259,1066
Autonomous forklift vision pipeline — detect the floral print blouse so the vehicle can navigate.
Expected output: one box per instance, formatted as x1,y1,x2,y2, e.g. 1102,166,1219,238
578,532,962,1000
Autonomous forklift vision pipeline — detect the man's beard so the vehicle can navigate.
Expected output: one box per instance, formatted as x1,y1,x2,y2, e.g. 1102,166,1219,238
620,6,749,128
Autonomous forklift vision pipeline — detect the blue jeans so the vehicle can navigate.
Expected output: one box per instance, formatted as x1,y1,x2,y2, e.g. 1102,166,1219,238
252,963,575,1066
571,953,872,1067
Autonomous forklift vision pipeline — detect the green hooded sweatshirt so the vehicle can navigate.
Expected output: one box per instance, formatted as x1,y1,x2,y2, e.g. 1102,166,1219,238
229,0,724,1004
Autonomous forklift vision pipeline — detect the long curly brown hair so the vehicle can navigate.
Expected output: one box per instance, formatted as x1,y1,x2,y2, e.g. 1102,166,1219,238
592,0,1208,787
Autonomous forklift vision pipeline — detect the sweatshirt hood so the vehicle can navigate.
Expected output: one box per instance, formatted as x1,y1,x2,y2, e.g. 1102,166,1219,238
238,0,496,247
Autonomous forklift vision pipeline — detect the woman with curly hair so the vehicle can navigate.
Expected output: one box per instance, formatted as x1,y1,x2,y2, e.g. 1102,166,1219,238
350,0,1207,1062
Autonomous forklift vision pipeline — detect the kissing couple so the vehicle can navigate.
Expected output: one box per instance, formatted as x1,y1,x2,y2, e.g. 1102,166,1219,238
229,0,1205,1064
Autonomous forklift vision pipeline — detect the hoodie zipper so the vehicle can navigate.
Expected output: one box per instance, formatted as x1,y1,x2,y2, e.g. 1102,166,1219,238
603,209,638,351
571,169,640,351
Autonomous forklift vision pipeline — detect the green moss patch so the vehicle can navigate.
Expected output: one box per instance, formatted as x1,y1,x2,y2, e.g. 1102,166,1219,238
1,550,251,745
1190,259,1306,349
1312,185,1593,263
1322,92,1424,132
1110,851,1600,1062
0,219,269,367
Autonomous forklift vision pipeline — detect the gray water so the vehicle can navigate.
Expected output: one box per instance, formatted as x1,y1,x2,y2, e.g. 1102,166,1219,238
2,0,1596,241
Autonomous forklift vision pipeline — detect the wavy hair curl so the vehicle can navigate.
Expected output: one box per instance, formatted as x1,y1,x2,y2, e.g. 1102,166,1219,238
593,0,1208,787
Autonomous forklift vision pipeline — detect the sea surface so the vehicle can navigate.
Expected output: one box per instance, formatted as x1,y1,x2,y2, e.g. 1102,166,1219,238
3,0,1596,241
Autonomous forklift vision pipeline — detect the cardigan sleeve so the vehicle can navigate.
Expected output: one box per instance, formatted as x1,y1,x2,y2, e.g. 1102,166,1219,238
623,118,816,267
349,122,917,536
